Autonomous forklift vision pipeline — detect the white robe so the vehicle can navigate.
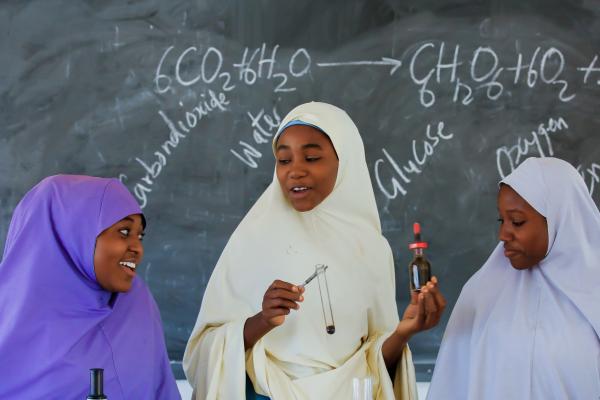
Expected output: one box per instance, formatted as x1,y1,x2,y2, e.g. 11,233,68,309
427,157,600,400
184,102,417,400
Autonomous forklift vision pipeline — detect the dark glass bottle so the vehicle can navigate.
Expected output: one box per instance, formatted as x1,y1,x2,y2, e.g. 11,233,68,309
87,368,107,400
408,222,431,292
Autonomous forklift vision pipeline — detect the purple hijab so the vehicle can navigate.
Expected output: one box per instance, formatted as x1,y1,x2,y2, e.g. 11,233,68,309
0,175,180,399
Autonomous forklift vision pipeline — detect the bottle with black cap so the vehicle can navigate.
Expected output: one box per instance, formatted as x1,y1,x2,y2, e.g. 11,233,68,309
87,368,107,400
408,222,431,292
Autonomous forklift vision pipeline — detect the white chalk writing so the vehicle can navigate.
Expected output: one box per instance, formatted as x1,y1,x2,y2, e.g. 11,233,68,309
120,90,230,208
375,122,454,199
233,44,311,92
155,43,310,95
317,57,402,75
155,46,235,94
496,117,569,178
407,42,579,108
119,39,600,210
577,162,600,197
230,107,282,168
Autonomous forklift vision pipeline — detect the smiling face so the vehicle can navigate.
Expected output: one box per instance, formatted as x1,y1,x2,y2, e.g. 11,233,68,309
94,214,144,292
497,184,548,269
275,125,339,212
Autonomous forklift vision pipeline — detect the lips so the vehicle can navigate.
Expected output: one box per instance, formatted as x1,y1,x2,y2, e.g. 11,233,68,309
503,247,519,258
118,261,136,278
119,261,137,270
289,185,311,198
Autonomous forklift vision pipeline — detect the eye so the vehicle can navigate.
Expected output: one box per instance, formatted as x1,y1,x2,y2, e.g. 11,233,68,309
497,218,504,224
306,156,321,162
512,220,525,227
138,232,145,241
277,159,290,165
119,228,130,237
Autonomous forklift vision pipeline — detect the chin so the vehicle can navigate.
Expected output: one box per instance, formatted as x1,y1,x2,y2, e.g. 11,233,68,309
510,264,532,270
113,281,134,293
508,259,535,270
290,200,317,212
294,206,315,212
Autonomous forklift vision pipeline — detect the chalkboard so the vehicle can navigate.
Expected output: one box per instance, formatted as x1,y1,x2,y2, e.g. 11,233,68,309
2,0,600,380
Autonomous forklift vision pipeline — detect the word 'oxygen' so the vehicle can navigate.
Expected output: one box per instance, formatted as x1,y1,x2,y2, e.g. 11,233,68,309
496,117,569,179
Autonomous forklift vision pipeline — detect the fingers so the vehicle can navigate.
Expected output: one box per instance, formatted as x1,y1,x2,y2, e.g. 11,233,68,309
265,296,301,310
420,288,438,328
429,276,447,311
266,280,304,303
415,291,427,326
420,277,446,329
262,280,304,326
269,280,305,296
266,289,304,303
261,306,292,319
409,290,419,305
270,279,300,291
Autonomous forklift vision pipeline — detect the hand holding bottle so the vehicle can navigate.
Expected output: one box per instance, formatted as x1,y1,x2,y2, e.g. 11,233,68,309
396,276,446,337
399,222,446,336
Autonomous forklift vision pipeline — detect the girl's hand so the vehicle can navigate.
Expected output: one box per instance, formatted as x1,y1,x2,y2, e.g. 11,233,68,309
396,276,446,338
260,280,305,327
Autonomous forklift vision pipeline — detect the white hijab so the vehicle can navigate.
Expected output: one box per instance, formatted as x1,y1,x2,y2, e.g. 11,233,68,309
427,157,600,400
184,102,417,399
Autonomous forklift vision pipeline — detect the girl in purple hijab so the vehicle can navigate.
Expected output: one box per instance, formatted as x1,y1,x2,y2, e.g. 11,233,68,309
0,175,181,399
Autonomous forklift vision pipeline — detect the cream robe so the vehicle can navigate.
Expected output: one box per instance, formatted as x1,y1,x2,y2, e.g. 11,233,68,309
184,102,417,400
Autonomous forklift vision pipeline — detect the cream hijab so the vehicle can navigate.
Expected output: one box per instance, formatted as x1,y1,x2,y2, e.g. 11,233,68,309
184,102,417,399
427,157,600,399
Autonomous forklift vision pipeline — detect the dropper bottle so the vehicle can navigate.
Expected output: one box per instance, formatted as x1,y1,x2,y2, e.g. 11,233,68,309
408,222,431,292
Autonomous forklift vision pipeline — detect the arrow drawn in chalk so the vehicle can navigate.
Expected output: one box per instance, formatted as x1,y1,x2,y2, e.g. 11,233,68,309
316,57,403,75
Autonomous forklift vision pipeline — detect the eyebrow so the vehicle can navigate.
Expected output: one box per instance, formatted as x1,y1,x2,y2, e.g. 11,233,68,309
499,209,526,214
276,143,323,152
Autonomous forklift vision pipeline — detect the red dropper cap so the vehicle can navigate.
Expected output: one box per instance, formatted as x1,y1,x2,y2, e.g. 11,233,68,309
409,222,428,249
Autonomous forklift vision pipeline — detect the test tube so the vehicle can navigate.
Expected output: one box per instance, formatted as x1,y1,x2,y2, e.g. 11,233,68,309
315,264,335,334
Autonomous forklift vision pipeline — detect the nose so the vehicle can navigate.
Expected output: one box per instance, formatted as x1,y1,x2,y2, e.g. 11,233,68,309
288,161,308,179
128,237,144,261
498,221,512,243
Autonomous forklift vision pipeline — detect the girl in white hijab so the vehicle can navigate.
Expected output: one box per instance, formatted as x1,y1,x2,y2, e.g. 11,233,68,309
184,102,446,399
427,157,600,399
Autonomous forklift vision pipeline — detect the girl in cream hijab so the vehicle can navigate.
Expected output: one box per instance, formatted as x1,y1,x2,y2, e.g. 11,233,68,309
427,157,600,399
184,102,446,399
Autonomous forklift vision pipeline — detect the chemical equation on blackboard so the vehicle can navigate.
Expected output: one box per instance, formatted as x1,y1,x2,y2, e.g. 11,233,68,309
153,41,600,109
120,42,600,207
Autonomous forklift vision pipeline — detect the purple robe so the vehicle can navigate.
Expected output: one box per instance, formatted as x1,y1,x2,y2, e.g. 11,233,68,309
0,175,180,399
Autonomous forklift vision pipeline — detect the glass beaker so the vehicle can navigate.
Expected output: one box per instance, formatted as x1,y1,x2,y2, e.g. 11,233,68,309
352,376,373,400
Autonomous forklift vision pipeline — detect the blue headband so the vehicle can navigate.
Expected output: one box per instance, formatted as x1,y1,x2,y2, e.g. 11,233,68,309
279,120,323,133
273,119,338,159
